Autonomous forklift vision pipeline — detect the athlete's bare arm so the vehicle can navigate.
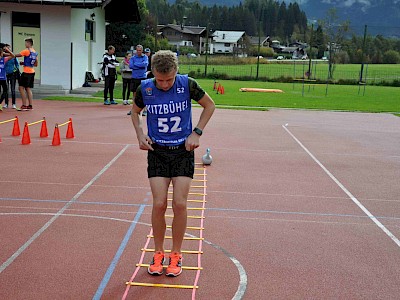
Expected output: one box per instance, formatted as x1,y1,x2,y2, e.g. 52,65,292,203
130,103,154,151
185,92,215,151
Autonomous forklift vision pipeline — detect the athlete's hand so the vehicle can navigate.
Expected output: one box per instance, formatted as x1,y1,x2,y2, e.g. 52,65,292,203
185,132,200,151
138,134,154,151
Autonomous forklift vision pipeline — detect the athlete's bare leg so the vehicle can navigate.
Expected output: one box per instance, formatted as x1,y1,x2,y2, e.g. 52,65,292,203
26,87,33,106
19,86,27,106
171,176,191,253
149,177,171,252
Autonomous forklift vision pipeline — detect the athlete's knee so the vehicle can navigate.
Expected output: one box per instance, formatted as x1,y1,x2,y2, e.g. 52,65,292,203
153,200,168,213
172,200,187,214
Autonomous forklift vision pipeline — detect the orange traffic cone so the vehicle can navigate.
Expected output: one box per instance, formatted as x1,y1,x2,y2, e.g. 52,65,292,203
66,118,74,139
21,122,31,145
221,85,225,95
52,125,61,146
216,84,221,94
12,116,20,136
40,117,48,138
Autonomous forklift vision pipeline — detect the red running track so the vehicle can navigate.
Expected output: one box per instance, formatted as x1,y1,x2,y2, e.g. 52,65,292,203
0,100,399,299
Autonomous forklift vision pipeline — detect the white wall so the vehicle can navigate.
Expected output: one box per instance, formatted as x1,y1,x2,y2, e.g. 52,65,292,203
71,7,105,89
0,3,106,90
0,3,72,89
213,43,234,53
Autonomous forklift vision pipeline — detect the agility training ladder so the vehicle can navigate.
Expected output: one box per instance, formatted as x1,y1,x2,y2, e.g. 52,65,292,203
123,163,208,300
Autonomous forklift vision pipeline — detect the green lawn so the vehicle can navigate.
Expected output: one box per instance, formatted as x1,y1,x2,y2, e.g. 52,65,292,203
44,79,400,113
179,62,400,84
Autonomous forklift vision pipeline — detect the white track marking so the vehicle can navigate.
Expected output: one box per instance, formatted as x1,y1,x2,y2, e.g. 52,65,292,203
0,145,130,274
282,125,400,248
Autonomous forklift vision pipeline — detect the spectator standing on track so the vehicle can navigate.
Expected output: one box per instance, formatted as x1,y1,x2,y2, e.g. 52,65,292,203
15,38,37,111
127,45,148,116
103,45,119,105
0,45,15,112
5,44,20,109
130,50,215,277
121,52,132,105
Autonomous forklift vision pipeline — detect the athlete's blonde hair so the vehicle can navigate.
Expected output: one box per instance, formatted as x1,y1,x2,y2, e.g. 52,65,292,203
151,50,178,74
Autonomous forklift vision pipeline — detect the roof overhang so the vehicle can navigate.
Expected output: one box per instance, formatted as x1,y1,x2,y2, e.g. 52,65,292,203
1,0,141,23
1,0,104,8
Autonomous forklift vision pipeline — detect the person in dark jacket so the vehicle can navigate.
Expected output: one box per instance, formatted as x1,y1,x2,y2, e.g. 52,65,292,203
103,45,119,105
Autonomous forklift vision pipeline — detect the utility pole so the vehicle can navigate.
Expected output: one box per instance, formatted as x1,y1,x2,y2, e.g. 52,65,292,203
256,21,261,80
204,23,209,77
359,25,368,83
307,23,314,80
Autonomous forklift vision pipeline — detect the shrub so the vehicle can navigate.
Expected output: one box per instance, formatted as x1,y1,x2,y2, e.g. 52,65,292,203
383,50,400,64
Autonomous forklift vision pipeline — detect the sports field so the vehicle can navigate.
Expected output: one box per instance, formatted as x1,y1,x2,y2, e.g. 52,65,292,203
1,98,400,299
47,79,400,113
178,62,400,83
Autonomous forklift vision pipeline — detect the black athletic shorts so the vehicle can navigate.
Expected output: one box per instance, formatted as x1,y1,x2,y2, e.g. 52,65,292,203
19,72,35,88
130,78,145,94
148,144,195,179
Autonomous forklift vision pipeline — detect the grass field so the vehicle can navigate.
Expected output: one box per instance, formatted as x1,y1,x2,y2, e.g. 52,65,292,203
44,79,400,113
179,62,400,84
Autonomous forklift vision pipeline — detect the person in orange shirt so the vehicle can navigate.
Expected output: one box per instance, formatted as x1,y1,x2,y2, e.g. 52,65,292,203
15,38,38,111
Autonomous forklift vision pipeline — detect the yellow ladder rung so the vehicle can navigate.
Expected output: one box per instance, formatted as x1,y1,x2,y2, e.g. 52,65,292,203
193,179,207,182
136,264,203,271
147,235,204,241
168,186,205,189
168,192,206,196
126,282,199,289
166,225,204,230
166,214,204,219
168,199,206,203
141,248,204,254
195,163,203,165
167,206,205,211
195,168,204,170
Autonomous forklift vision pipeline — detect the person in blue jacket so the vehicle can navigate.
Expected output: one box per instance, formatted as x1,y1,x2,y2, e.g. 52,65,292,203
0,45,15,111
127,45,148,116
5,44,19,109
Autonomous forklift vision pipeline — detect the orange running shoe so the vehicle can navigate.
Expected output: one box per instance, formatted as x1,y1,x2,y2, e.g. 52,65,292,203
148,251,165,275
166,252,183,277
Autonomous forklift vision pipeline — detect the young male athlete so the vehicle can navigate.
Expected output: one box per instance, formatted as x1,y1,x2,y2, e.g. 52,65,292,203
15,38,38,111
130,50,215,277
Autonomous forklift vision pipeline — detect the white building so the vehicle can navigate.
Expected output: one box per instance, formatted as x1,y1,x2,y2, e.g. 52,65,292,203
0,0,140,91
212,31,246,54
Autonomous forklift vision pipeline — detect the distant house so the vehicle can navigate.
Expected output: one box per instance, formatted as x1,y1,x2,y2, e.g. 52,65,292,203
212,31,246,54
248,36,271,47
0,0,140,91
158,24,206,53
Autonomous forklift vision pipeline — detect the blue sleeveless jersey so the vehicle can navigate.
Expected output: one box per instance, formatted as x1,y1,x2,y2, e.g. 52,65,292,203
24,51,38,68
141,75,192,146
0,57,6,80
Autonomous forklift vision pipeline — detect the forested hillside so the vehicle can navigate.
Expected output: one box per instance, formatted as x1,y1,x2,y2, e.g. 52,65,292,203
147,0,308,39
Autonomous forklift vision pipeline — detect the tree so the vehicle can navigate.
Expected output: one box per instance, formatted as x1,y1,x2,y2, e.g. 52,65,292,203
383,50,400,64
319,8,350,79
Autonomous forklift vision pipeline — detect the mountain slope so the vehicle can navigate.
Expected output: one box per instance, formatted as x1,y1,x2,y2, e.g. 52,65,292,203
167,0,400,36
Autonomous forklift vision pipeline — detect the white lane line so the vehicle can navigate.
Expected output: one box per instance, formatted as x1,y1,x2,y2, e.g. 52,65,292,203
282,125,400,248
0,145,130,274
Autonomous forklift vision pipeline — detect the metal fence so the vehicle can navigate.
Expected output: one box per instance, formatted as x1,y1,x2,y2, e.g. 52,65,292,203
178,60,400,85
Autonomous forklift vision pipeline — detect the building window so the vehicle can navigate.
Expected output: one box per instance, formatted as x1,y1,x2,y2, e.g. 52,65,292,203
224,43,230,47
85,20,95,41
